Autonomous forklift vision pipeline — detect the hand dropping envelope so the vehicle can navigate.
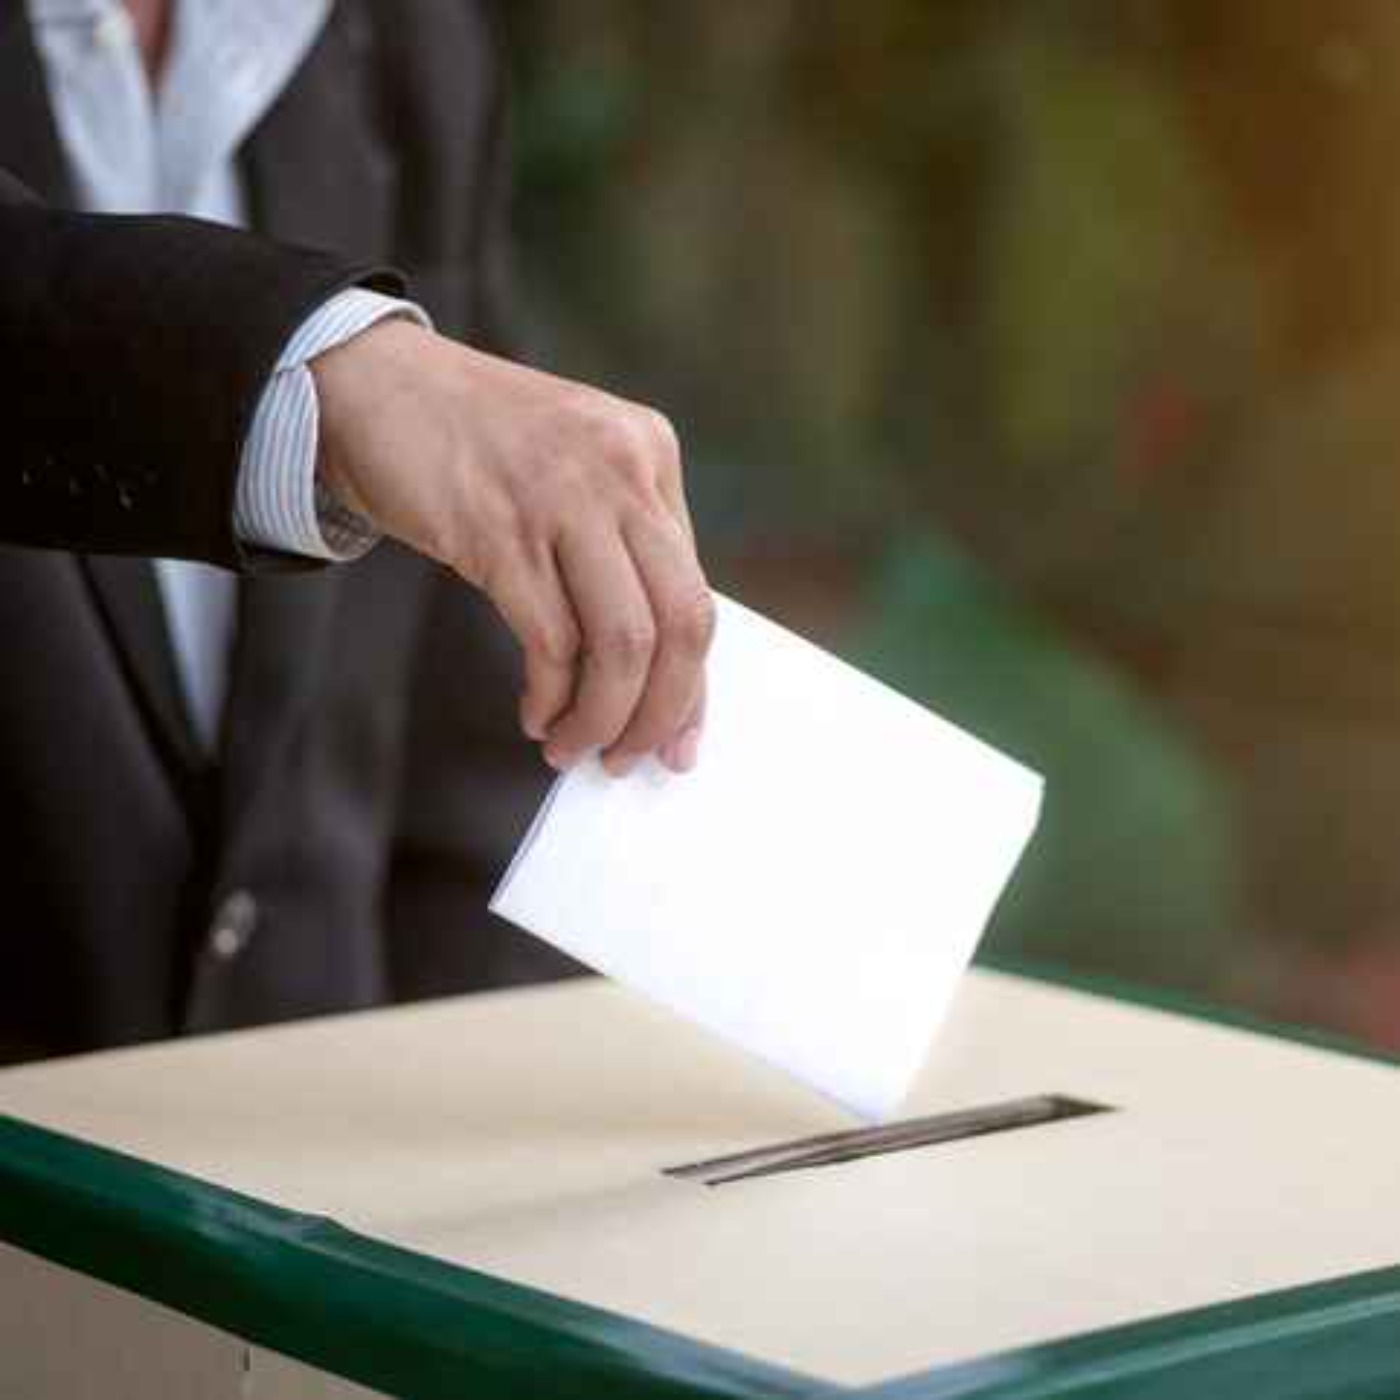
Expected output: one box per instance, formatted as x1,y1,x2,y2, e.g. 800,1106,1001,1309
492,595,1042,1121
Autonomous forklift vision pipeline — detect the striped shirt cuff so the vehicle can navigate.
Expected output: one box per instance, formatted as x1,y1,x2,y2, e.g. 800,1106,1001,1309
234,288,432,561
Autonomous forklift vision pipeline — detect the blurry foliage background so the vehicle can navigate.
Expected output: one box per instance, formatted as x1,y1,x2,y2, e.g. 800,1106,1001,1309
499,1,1400,1049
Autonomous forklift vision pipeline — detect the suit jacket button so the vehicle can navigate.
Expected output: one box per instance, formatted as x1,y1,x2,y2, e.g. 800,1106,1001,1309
208,890,258,962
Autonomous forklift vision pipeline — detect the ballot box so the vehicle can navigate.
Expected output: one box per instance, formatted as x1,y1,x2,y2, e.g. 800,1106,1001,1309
0,965,1397,1400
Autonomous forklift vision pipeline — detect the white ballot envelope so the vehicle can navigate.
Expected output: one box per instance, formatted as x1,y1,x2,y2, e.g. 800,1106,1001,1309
492,594,1042,1121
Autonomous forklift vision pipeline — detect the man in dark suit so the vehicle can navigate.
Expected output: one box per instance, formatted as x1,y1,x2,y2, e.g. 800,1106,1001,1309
0,0,714,1061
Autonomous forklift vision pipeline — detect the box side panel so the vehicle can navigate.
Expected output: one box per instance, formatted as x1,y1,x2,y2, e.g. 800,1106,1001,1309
248,1348,392,1400
0,1239,242,1400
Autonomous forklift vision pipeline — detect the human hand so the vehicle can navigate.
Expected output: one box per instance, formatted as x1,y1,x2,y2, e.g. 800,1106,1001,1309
311,320,714,775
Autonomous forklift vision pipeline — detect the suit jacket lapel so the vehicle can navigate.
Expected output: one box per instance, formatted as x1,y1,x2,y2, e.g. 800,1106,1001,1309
80,557,204,777
241,0,398,266
0,0,73,204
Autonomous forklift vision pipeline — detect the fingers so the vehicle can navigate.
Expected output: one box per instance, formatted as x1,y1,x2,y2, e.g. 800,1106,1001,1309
543,525,657,771
487,558,580,743
456,375,712,776
542,510,715,777
659,684,706,774
600,511,715,776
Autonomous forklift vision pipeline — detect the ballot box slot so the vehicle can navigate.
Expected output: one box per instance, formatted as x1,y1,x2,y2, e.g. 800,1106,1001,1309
664,1094,1110,1186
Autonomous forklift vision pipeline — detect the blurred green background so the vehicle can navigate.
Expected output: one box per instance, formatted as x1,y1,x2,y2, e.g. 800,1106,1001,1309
499,1,1400,1050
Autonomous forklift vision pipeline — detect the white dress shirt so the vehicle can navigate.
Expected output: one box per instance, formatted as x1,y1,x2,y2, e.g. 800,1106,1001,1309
28,0,428,748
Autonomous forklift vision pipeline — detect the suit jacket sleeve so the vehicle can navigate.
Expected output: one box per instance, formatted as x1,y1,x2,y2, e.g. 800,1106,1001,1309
0,168,402,568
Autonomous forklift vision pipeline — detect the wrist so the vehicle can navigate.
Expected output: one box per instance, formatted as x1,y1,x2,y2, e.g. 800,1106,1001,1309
311,318,433,520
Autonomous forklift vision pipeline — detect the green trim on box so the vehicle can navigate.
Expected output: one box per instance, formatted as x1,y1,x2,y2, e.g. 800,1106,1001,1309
1,964,1398,1399
870,1263,1400,1400
0,1112,832,1400
977,951,1400,1070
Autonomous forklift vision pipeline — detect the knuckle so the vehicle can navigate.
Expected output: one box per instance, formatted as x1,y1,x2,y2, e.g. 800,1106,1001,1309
597,619,657,669
596,411,660,491
665,591,717,656
612,444,654,494
591,407,640,461
643,407,680,460
527,621,580,671
558,392,674,495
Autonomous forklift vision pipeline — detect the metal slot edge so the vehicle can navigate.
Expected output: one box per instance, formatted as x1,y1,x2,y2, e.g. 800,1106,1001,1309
664,1094,1111,1187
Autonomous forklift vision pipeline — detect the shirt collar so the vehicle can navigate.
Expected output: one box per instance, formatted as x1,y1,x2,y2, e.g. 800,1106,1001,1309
161,0,334,214
26,0,109,23
26,0,333,47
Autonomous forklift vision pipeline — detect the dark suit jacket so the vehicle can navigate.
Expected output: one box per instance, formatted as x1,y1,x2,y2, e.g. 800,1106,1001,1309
0,0,564,1061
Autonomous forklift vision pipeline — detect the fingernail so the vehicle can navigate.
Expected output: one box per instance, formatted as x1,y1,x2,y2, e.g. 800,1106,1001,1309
602,751,638,779
544,743,572,772
670,726,702,773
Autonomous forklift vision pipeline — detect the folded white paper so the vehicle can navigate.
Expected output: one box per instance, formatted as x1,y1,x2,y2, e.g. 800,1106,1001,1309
492,594,1042,1121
